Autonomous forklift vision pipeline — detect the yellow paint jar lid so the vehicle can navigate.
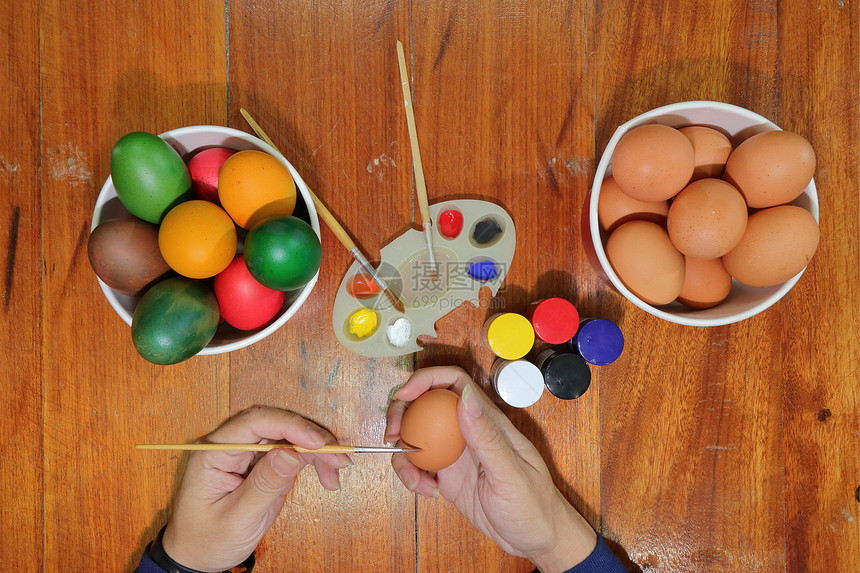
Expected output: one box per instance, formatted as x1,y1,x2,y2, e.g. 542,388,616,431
483,313,535,360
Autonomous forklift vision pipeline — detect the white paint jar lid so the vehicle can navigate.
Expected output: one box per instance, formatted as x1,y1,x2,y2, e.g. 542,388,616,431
492,359,544,408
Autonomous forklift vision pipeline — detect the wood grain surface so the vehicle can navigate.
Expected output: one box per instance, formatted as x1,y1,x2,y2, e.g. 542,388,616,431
2,0,857,571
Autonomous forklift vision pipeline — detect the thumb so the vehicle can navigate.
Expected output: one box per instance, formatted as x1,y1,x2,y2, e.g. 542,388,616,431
457,383,522,479
234,449,303,517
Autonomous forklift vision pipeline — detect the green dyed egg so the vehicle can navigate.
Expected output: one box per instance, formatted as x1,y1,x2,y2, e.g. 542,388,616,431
244,215,321,291
131,277,220,365
111,131,192,224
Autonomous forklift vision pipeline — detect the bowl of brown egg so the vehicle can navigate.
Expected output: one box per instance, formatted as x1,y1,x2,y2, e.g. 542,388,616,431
586,101,820,326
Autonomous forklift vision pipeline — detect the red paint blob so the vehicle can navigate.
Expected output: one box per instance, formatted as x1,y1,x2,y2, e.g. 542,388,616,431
347,273,381,298
188,147,236,204
437,209,464,239
213,254,286,330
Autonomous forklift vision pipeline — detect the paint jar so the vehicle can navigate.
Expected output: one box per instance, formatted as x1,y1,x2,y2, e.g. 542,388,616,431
569,318,624,365
526,298,580,344
535,349,592,400
490,358,544,408
482,313,535,360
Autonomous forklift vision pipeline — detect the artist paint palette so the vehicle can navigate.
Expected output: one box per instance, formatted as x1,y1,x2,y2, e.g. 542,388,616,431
332,199,516,357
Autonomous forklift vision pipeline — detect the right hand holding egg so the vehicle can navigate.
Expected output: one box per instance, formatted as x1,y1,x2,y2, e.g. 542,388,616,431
385,366,597,571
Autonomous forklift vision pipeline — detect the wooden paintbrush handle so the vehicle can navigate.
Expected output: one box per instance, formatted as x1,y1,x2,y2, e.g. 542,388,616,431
396,41,432,225
240,107,358,251
136,443,356,453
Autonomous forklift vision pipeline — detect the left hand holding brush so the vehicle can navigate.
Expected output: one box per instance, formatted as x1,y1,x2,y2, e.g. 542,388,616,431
159,406,351,571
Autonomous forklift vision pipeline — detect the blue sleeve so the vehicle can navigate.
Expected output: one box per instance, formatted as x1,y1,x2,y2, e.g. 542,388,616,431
134,543,168,573
563,535,628,573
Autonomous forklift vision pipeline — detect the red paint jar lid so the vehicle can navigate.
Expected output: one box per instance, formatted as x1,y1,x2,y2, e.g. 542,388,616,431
528,298,580,344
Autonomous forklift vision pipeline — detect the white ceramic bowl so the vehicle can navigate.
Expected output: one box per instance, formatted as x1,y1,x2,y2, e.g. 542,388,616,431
91,125,321,354
587,101,819,326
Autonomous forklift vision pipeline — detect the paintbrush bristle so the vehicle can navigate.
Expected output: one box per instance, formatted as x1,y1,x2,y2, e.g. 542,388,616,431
385,288,406,313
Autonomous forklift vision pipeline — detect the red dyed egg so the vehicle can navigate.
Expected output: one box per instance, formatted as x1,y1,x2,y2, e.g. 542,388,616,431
437,209,464,239
188,147,236,204
213,254,286,330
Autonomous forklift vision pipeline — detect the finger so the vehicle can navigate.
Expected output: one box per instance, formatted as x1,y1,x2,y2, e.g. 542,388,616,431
311,456,342,491
456,382,525,482
232,448,303,519
394,366,473,403
207,406,333,452
391,451,438,497
294,427,353,474
384,398,410,443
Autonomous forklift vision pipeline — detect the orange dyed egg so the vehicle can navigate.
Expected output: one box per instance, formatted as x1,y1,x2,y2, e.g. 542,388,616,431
218,150,297,229
158,200,237,279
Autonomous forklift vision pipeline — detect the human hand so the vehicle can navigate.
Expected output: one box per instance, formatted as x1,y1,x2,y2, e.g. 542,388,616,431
161,406,352,572
385,366,597,572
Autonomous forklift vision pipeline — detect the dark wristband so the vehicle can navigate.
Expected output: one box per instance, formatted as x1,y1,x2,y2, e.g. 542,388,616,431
147,525,255,573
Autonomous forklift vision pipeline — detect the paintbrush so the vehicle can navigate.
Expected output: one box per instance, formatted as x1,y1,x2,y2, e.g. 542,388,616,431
240,108,405,313
396,40,438,280
136,443,419,454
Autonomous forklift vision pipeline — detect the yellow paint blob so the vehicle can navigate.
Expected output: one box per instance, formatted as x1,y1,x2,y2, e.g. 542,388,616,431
348,308,379,339
484,313,535,360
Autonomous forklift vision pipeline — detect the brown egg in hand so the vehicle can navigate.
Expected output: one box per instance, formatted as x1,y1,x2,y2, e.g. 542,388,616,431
400,389,467,471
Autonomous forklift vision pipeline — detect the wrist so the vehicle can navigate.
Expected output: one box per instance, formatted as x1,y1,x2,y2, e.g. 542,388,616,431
150,525,255,573
528,498,597,573
149,525,208,573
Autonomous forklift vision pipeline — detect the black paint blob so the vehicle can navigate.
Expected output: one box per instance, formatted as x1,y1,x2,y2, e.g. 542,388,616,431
471,217,503,246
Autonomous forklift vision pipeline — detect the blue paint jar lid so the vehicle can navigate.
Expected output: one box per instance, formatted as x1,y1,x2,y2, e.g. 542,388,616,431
570,318,624,365
535,350,591,400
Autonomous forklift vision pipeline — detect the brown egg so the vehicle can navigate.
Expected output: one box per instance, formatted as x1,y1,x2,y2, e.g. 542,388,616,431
724,130,816,208
401,389,466,471
678,126,733,180
606,220,686,305
677,256,733,309
667,178,748,259
88,218,172,296
597,175,669,232
722,205,819,287
611,124,695,202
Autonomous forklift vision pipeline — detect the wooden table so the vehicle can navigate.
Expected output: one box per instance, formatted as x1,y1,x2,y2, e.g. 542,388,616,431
3,1,857,571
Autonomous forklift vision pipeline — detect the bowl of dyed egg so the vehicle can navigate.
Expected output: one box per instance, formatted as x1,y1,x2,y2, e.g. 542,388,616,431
587,101,820,326
90,125,321,357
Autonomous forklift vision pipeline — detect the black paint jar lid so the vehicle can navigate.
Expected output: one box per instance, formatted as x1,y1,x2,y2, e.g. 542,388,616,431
541,352,592,400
